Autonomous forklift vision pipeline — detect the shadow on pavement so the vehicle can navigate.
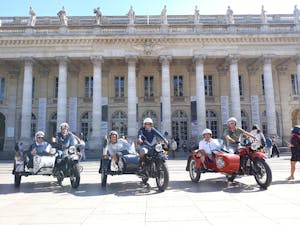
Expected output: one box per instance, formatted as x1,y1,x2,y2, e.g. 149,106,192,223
168,177,266,193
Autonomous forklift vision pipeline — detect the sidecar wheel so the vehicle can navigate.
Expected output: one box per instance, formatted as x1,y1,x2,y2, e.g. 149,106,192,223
70,163,80,188
253,158,272,189
57,171,64,186
14,173,21,188
155,162,169,192
226,174,236,182
141,177,149,184
189,158,201,182
101,170,107,187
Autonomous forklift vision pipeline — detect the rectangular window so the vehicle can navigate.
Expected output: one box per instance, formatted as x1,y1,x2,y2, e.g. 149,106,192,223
144,76,154,97
261,74,265,95
54,77,58,98
84,76,93,98
0,78,5,100
115,76,125,97
204,75,213,96
32,77,35,99
173,75,183,97
239,75,244,96
291,74,298,95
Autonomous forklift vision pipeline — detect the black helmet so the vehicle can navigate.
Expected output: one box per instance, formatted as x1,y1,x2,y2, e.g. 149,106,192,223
292,125,300,134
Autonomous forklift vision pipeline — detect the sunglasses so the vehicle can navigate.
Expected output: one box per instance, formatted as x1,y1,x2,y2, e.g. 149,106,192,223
145,123,152,125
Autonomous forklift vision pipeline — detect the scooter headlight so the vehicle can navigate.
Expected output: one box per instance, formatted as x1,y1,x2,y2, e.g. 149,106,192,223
50,148,56,155
68,146,76,154
216,157,225,169
155,143,163,152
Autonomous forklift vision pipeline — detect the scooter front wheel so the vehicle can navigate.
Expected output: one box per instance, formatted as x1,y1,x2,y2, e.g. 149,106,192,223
101,170,107,187
253,158,272,189
70,163,80,188
14,172,21,187
155,162,169,192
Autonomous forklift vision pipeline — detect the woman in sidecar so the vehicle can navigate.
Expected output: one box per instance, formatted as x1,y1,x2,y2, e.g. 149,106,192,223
102,131,131,172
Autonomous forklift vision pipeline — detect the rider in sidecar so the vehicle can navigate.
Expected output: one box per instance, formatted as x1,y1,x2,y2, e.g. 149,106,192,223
13,131,56,187
102,130,131,172
26,131,52,172
196,128,222,171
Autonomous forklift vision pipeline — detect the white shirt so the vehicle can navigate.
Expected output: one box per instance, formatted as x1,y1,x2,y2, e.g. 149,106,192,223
198,138,221,155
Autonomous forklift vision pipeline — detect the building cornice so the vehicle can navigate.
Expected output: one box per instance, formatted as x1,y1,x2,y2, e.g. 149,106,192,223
0,34,300,47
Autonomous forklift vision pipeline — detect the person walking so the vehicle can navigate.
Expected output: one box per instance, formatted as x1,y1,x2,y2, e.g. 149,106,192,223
170,137,177,158
271,136,280,157
287,126,300,180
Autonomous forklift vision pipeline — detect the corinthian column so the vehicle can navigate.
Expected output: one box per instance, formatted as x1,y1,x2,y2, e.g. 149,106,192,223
159,56,172,134
194,55,206,135
20,58,33,145
229,55,241,126
89,56,103,150
263,55,277,135
126,56,138,137
56,57,68,131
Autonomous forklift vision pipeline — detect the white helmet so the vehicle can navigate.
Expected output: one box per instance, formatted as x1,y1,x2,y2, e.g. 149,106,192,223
109,130,118,139
143,117,153,125
60,122,69,130
202,128,212,136
227,117,237,125
35,131,45,140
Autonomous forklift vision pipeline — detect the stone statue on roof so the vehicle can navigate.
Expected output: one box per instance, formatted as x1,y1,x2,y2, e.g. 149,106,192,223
57,6,68,26
28,6,36,27
94,7,102,25
294,5,300,24
161,5,168,25
261,5,268,24
127,6,135,25
194,6,200,24
226,6,234,24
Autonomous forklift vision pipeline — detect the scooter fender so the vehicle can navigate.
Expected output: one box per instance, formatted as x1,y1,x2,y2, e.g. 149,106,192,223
251,151,267,159
157,153,168,161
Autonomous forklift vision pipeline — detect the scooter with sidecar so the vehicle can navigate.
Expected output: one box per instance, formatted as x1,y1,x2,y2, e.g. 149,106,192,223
186,138,272,189
99,140,169,192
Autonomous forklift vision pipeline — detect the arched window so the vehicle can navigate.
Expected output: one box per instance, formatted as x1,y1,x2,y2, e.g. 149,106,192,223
80,112,92,141
31,113,37,138
172,110,188,144
141,110,158,128
241,110,249,131
111,111,127,136
206,110,218,138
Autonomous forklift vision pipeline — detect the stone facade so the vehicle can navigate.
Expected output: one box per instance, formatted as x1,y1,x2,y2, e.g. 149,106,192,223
0,12,300,151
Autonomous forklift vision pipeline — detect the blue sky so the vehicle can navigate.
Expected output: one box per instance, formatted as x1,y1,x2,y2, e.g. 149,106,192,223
0,0,299,16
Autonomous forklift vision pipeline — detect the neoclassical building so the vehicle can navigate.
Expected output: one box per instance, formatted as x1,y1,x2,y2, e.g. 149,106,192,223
1,6,300,152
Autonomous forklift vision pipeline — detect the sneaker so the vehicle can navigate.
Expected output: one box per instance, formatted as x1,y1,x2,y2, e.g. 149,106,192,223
287,176,294,181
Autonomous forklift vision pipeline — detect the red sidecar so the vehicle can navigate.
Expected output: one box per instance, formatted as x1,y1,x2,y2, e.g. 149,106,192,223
186,149,240,182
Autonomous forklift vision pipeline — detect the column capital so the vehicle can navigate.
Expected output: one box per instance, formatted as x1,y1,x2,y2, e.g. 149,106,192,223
90,55,104,65
295,54,300,64
21,57,34,66
228,54,239,65
193,55,206,64
261,54,274,64
56,56,69,64
125,55,138,64
159,55,172,65
276,64,288,76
